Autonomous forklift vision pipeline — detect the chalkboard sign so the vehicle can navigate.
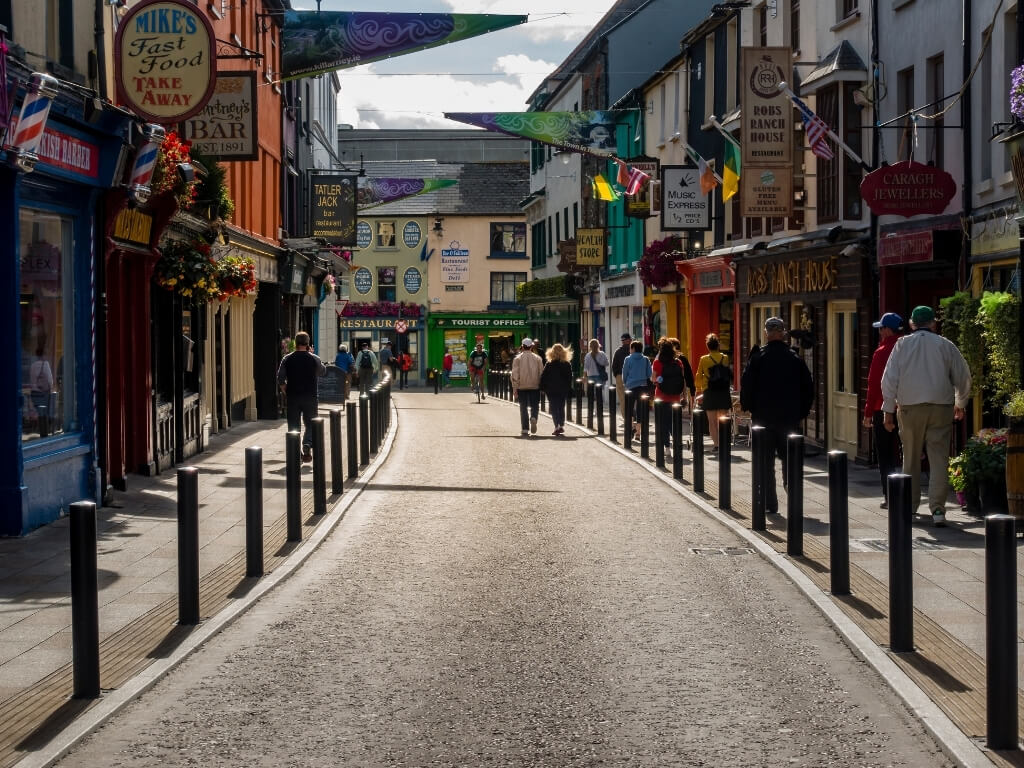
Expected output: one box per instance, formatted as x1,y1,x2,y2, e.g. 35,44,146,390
318,365,348,403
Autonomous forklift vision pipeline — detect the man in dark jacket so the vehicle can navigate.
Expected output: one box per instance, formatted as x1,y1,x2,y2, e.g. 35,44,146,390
740,317,813,513
611,332,632,422
277,331,327,462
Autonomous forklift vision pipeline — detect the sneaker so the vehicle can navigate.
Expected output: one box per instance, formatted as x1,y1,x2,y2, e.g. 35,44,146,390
301,447,313,463
530,417,537,434
880,500,888,509
482,394,486,400
521,429,529,436
933,509,947,527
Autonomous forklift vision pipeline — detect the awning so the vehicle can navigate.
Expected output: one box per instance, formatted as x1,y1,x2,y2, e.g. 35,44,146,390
799,40,868,93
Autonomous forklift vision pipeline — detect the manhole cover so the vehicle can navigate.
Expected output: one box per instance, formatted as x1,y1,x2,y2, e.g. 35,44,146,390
850,538,950,553
689,546,756,556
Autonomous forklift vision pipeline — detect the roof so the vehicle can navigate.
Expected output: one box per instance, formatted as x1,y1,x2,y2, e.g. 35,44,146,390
800,41,868,92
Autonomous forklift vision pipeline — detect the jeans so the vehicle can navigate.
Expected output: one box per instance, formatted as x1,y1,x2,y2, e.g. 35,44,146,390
761,422,799,513
442,369,451,387
358,368,374,394
872,410,902,502
399,369,409,389
286,393,318,448
655,400,673,446
518,389,540,431
548,392,567,428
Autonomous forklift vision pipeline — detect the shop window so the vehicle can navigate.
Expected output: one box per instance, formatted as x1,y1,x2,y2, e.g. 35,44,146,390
816,86,839,222
20,208,76,442
377,266,396,302
490,271,526,307
376,220,396,248
749,303,781,355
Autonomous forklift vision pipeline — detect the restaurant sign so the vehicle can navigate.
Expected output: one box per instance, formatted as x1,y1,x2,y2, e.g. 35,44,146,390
859,160,957,218
747,256,839,297
309,174,357,245
115,0,217,124
742,167,793,218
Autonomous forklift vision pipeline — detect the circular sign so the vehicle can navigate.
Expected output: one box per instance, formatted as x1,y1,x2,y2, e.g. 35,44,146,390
403,221,421,248
114,0,217,124
403,267,422,294
356,221,372,249
353,267,373,295
394,319,408,334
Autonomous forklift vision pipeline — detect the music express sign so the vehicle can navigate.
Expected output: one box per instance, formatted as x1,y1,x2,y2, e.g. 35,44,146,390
115,0,216,124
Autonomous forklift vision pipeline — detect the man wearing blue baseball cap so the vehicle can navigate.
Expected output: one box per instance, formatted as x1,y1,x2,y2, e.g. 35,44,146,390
863,312,903,508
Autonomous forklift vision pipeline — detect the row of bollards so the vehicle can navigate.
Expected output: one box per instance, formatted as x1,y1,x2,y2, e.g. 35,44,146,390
66,377,394,700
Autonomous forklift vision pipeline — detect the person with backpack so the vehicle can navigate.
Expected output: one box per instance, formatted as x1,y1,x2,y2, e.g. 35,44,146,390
355,341,378,395
621,340,653,440
652,339,692,454
696,333,734,450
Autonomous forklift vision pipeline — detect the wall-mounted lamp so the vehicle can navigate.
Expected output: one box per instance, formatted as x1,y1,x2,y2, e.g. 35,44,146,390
553,149,572,166
432,217,444,237
177,162,196,184
9,72,59,173
127,123,166,205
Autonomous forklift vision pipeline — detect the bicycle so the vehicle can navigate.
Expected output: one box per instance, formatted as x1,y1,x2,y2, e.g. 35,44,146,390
470,368,486,403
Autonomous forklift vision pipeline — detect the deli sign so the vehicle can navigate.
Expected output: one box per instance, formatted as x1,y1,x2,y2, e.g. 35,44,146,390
859,160,957,218
115,0,216,124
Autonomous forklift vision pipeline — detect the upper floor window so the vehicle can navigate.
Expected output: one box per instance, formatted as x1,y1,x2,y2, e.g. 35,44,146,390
490,222,526,258
841,0,858,19
490,272,527,306
377,266,396,302
376,221,396,248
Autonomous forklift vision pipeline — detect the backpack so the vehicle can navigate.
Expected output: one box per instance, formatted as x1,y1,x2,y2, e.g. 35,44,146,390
359,351,374,370
707,356,731,390
659,359,684,395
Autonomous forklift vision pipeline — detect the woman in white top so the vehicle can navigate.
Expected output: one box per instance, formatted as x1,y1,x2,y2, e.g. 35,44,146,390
582,338,610,404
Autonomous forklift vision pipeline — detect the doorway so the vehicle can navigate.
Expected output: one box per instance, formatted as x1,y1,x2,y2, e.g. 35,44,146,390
828,301,858,453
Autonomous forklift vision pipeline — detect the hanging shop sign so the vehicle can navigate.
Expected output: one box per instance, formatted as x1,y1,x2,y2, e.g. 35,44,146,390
403,266,422,294
112,207,154,248
309,173,357,245
180,71,257,160
742,167,793,218
556,239,577,272
403,221,421,248
114,0,217,124
576,228,606,267
877,231,934,267
440,244,470,283
747,256,839,297
661,165,710,230
741,47,793,168
353,267,373,294
859,160,957,218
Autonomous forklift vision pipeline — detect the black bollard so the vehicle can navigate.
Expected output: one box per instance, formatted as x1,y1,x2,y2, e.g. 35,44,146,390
596,382,605,436
346,401,358,480
70,500,99,698
786,434,804,556
312,417,327,516
368,388,379,454
38,404,49,437
692,408,705,493
587,382,595,430
654,400,665,468
672,404,683,480
750,426,766,531
245,446,263,578
575,379,584,426
330,409,343,495
359,394,370,466
434,369,440,394
608,385,617,444
624,390,634,451
888,473,914,652
177,466,200,625
639,396,651,459
986,514,1018,750
828,451,850,595
286,431,302,542
718,417,732,510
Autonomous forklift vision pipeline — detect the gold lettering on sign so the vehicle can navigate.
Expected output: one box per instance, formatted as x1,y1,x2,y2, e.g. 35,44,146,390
113,207,154,245
748,257,840,297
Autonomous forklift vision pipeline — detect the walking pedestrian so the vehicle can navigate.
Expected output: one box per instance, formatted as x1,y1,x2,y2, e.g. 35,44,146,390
881,305,971,527
621,340,653,440
355,341,378,395
862,313,903,509
540,343,574,435
696,333,733,450
379,340,396,383
611,332,632,423
652,339,690,453
468,342,488,399
442,350,453,388
511,337,543,435
277,331,326,463
582,338,609,405
334,343,355,400
740,317,813,513
398,350,412,390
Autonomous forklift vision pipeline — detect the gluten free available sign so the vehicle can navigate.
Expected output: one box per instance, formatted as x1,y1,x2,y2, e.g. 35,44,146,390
115,0,216,124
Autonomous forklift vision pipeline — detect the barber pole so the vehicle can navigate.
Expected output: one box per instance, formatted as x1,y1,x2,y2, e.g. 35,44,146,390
9,72,59,172
128,123,166,205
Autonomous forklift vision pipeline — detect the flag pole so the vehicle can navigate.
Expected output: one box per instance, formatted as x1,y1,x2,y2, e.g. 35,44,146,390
777,82,868,169
705,115,741,149
683,143,723,184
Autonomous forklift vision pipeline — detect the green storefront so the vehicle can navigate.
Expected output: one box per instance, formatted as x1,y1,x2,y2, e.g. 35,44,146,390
427,312,528,387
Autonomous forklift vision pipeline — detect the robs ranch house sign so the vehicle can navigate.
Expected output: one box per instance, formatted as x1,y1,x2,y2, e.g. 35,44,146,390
115,0,216,124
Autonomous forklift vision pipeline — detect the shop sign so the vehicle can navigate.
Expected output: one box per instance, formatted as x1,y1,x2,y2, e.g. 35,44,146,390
339,318,421,330
435,317,526,327
576,228,605,267
289,264,305,294
310,174,357,245
877,231,933,267
556,240,576,272
440,244,470,283
661,165,710,230
748,256,839,296
742,166,793,218
606,284,635,299
257,254,277,283
859,160,957,218
356,221,372,248
180,71,257,160
625,159,659,218
403,221,421,248
6,118,100,180
115,0,217,124
741,47,793,168
353,266,373,294
971,217,1019,258
112,207,154,247
402,266,422,294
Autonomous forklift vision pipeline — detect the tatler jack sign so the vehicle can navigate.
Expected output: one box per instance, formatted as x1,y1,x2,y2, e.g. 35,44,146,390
115,0,217,124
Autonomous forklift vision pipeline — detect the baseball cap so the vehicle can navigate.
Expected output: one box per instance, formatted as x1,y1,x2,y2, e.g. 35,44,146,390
872,312,902,330
521,337,533,348
910,305,935,324
764,317,786,332
620,332,632,341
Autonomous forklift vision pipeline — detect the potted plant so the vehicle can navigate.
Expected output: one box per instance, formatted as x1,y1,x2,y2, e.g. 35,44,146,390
949,428,1009,514
215,255,257,300
1005,390,1024,519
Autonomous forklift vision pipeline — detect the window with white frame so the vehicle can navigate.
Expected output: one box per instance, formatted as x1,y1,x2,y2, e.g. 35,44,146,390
490,272,526,306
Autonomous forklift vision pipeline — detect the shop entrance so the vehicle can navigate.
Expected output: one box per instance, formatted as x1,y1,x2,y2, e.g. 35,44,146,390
828,301,858,453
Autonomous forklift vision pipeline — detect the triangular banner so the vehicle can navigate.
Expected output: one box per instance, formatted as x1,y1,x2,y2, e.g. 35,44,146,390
444,111,620,159
358,178,457,210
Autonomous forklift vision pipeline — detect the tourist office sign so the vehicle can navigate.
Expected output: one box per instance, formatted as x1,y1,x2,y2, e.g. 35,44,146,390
859,160,957,218
115,0,217,124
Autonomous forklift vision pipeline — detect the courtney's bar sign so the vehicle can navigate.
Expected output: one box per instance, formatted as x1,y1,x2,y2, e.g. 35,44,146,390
115,0,216,124
181,72,258,160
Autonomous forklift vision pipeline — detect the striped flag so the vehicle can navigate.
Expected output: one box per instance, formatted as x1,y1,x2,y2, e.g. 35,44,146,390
697,156,718,196
592,173,619,201
722,140,740,201
788,91,835,160
616,159,630,186
625,166,650,196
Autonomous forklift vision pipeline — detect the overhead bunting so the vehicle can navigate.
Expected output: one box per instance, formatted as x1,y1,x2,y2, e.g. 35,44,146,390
281,12,527,80
444,111,620,158
358,178,458,210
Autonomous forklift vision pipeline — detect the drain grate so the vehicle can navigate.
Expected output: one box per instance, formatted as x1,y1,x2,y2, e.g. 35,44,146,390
689,546,756,556
850,538,950,553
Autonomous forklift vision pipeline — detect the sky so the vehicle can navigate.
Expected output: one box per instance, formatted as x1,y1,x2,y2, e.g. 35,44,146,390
300,1,622,129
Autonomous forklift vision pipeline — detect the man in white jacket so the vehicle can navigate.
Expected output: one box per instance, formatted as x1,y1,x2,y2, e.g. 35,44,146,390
881,305,971,527
511,338,544,435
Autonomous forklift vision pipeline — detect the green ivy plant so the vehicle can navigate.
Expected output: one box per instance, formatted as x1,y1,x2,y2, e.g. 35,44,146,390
939,292,983,398
188,149,235,221
1004,390,1024,420
978,291,1021,405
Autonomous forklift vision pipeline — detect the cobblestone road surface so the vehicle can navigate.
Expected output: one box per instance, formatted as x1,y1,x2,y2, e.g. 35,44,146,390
56,394,952,767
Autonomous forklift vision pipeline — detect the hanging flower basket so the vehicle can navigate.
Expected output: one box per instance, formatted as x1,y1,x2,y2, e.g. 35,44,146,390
152,131,199,209
638,235,683,289
323,273,336,295
154,238,220,303
1011,64,1024,121
216,255,257,300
